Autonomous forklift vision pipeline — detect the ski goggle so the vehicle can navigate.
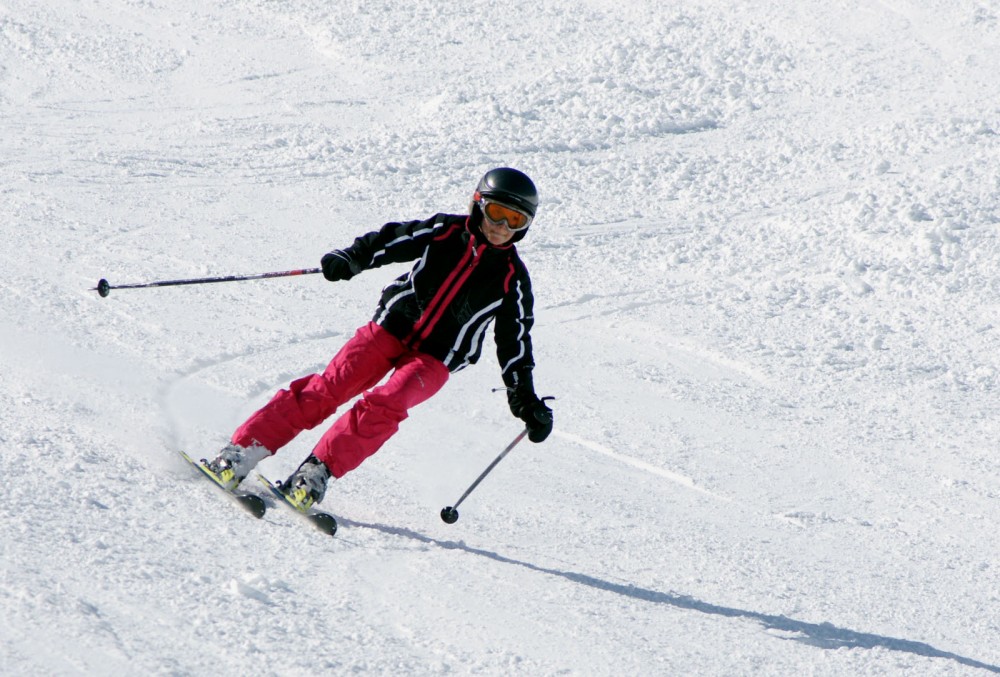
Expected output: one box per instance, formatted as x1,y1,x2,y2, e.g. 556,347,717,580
478,197,533,232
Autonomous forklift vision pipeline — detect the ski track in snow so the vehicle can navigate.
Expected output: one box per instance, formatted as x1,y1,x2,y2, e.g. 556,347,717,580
555,430,732,501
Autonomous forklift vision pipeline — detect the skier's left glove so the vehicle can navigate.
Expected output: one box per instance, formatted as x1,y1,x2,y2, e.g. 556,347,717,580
508,381,553,443
321,250,361,281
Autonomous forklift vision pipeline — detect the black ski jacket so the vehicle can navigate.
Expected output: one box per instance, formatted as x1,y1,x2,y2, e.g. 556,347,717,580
341,213,535,385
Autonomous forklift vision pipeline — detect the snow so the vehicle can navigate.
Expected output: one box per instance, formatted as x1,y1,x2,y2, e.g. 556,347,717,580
1,0,999,674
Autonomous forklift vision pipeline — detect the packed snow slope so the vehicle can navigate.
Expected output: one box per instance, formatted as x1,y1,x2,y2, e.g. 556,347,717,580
2,0,999,674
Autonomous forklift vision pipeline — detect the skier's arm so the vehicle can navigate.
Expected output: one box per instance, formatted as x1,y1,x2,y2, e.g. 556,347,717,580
321,215,450,281
496,267,535,385
495,266,553,443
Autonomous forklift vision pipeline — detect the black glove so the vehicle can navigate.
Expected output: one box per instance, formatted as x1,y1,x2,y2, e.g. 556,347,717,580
321,250,360,281
508,384,553,443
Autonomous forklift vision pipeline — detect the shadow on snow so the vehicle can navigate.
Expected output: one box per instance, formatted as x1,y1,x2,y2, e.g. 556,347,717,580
341,517,999,674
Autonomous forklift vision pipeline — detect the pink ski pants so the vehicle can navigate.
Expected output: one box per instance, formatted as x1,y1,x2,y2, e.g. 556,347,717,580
231,322,449,477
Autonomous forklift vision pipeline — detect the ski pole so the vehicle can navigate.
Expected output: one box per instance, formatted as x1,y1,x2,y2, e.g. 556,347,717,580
440,428,530,524
92,267,322,298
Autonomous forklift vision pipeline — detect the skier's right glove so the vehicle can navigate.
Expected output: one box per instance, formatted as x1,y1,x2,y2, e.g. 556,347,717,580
321,250,361,281
508,384,554,443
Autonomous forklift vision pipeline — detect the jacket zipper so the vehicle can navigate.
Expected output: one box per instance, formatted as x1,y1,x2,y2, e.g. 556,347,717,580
408,239,484,347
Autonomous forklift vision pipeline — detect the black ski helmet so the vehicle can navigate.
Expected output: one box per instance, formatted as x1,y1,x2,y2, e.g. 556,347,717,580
474,167,539,219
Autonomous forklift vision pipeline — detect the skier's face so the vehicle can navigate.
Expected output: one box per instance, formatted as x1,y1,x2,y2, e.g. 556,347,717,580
475,195,531,246
480,215,516,246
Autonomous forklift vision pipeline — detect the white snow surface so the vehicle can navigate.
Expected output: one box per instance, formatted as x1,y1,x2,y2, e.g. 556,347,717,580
2,0,999,674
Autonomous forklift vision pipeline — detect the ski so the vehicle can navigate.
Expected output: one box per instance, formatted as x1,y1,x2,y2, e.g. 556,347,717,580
256,473,338,536
178,450,267,519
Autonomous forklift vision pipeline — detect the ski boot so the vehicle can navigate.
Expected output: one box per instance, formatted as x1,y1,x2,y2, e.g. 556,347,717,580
204,443,270,491
281,455,331,511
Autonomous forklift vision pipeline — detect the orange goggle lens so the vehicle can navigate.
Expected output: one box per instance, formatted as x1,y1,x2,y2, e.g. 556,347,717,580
480,199,532,231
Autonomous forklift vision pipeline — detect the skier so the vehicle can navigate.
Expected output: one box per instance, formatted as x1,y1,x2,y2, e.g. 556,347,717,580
204,167,554,510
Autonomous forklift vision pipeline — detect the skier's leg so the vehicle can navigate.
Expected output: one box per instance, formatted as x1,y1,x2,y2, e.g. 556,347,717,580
231,323,404,453
312,350,450,477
